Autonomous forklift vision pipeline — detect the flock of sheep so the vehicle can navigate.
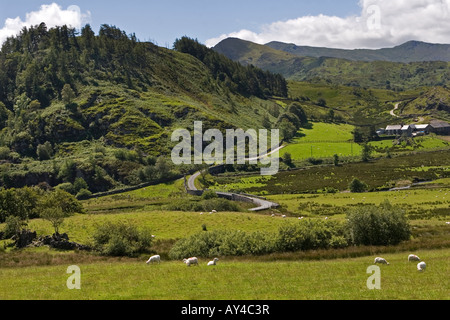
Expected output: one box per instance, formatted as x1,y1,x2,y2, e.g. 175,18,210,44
146,255,219,267
374,254,427,272
147,253,427,272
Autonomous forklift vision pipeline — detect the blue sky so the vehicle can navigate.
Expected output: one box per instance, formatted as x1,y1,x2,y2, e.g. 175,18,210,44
1,1,450,49
0,0,360,46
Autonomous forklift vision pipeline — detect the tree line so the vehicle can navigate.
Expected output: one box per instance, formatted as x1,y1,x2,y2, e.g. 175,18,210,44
173,37,288,99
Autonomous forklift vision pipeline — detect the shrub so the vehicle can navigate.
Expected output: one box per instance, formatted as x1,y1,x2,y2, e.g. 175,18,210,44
349,178,368,193
76,188,92,200
346,201,411,246
36,141,53,161
163,198,241,212
169,220,348,259
202,190,218,200
4,215,28,239
275,219,347,252
169,230,277,259
92,222,153,257
55,182,76,195
0,146,11,160
39,189,84,215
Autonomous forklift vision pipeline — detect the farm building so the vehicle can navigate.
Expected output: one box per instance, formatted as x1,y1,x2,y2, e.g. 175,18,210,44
385,125,402,136
430,120,450,135
414,124,431,133
401,125,415,137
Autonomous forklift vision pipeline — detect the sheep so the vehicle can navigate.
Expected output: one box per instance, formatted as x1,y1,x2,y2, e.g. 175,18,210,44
417,261,426,272
374,257,389,265
282,215,287,218
183,257,199,267
146,255,160,264
211,210,217,213
207,258,219,266
408,254,421,262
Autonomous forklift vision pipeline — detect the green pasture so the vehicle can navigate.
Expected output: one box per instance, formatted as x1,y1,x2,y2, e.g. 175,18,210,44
0,248,448,300
280,122,362,160
267,188,450,218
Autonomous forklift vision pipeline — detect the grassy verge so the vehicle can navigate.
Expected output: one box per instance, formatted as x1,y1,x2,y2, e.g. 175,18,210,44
0,248,448,300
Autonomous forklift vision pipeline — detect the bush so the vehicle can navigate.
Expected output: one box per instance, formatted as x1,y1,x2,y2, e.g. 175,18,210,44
275,219,347,252
202,190,218,200
76,188,92,200
169,230,277,259
55,182,76,195
346,201,411,246
92,222,153,257
169,220,348,259
163,198,241,212
36,142,53,160
349,178,368,193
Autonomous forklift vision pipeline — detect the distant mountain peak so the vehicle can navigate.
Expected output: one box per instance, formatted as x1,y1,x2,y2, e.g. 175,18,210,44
215,38,450,63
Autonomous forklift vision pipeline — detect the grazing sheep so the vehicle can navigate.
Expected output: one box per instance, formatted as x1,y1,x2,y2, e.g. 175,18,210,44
207,258,219,266
146,255,161,264
417,261,426,272
211,210,217,213
183,257,199,267
374,257,389,265
282,215,286,218
408,254,421,262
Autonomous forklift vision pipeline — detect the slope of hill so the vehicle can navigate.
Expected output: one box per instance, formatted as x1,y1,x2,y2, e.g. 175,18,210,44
0,24,287,193
266,40,450,63
213,38,450,90
401,86,450,121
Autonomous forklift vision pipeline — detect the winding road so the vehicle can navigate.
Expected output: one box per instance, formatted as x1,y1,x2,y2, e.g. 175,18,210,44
390,102,401,118
186,144,284,211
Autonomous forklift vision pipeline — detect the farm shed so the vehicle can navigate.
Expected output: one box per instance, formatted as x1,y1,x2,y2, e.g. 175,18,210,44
385,125,402,136
430,120,450,135
401,124,415,137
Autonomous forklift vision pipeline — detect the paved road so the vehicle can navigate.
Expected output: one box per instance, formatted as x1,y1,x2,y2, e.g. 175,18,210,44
187,170,202,191
390,103,400,118
186,144,283,211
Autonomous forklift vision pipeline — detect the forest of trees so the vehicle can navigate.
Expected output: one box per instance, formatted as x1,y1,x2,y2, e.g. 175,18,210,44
173,37,288,99
0,23,150,109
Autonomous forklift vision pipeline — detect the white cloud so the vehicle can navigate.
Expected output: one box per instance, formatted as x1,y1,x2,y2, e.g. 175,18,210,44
0,3,91,46
206,0,450,49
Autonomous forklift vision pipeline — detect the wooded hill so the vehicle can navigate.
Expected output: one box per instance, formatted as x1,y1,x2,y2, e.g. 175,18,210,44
0,24,289,193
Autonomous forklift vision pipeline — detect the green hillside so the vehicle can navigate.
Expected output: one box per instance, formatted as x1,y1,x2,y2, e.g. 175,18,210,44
0,24,287,193
213,38,450,90
400,86,450,121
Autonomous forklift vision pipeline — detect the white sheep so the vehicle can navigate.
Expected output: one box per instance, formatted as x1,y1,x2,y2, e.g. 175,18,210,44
408,254,421,262
211,210,217,213
207,258,219,266
183,257,199,267
146,255,160,264
374,257,389,265
417,261,426,272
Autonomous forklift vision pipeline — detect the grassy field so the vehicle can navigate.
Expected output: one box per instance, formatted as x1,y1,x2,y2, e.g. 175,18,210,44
280,122,362,160
279,122,450,162
0,248,448,300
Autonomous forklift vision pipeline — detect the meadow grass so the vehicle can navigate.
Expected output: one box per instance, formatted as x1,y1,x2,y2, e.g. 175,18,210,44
267,188,450,217
25,209,288,244
0,248,448,300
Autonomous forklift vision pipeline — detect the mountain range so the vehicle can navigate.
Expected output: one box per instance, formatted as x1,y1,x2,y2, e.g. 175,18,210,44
213,38,450,89
265,40,450,63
